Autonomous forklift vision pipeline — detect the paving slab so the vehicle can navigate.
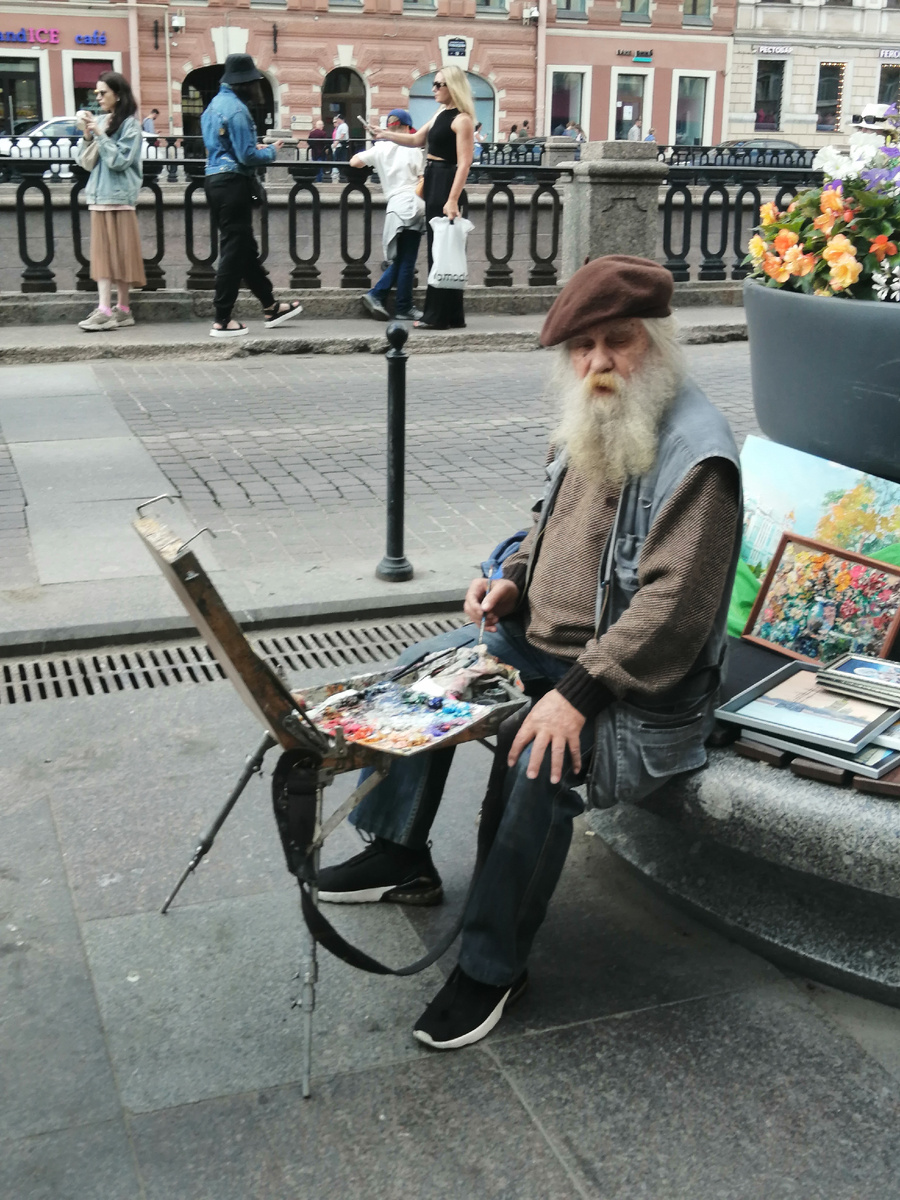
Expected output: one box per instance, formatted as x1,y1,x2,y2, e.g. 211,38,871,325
81,889,446,1113
10,437,170,506
0,1119,141,1200
0,392,131,443
0,362,103,398
490,981,900,1200
0,788,121,1142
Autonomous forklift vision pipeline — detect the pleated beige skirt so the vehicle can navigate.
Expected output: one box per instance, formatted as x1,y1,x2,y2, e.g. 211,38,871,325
89,209,146,287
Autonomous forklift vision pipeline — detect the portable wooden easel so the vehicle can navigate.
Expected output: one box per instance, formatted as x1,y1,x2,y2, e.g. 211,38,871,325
133,498,523,1096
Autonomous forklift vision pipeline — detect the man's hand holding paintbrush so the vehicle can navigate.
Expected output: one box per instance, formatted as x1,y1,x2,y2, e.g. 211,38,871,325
463,577,520,636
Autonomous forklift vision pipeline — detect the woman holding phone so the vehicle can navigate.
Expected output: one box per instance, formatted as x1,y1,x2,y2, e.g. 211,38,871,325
74,71,145,331
366,65,474,329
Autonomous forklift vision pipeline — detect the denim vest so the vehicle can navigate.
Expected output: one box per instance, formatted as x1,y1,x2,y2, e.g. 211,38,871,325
526,379,743,803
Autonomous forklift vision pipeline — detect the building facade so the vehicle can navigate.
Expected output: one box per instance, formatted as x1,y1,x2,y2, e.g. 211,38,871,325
543,0,737,147
728,0,900,148
0,4,132,134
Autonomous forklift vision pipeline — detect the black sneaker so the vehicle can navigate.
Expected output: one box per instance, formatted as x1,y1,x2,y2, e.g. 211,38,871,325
317,837,443,906
361,293,390,321
413,965,528,1050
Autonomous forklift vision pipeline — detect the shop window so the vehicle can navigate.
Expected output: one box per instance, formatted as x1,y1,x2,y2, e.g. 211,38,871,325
823,0,852,6
557,0,588,18
550,71,584,135
181,65,274,148
755,60,784,131
476,0,508,10
675,76,708,145
879,64,900,106
403,0,436,8
683,0,712,24
0,58,41,136
621,0,651,21
72,59,114,116
409,71,496,140
816,63,843,132
615,73,646,139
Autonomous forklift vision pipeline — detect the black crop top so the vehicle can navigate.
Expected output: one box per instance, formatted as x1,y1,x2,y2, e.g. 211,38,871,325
427,108,459,164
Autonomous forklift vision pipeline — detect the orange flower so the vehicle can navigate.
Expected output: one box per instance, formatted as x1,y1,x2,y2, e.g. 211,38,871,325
829,254,862,292
823,234,856,265
783,244,816,277
762,253,790,283
820,186,844,214
773,229,799,255
759,201,780,227
869,234,898,262
814,211,837,236
814,286,833,297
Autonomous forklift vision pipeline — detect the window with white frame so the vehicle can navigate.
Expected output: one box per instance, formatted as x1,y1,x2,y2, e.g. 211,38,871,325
621,0,650,21
683,0,712,24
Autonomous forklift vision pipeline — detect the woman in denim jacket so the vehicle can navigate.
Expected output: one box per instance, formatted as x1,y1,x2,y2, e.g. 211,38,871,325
75,72,145,332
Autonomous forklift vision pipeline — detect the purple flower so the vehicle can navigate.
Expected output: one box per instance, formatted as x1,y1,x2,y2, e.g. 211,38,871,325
885,103,899,118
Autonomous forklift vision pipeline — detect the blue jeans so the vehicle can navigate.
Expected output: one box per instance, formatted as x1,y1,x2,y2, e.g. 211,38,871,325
370,228,421,314
349,621,594,986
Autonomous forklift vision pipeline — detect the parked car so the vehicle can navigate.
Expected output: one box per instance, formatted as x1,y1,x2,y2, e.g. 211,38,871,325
713,138,807,164
0,117,79,181
1,120,169,184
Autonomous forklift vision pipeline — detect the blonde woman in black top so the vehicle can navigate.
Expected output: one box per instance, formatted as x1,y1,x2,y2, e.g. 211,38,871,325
366,65,474,329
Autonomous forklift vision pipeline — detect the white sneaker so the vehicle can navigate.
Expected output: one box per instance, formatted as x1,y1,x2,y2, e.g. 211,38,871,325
114,308,135,329
78,308,118,332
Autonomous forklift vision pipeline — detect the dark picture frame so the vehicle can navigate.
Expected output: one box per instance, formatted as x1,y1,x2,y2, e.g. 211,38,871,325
743,533,900,663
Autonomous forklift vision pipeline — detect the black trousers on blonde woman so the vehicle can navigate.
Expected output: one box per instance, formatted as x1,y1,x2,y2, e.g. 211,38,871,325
420,160,466,329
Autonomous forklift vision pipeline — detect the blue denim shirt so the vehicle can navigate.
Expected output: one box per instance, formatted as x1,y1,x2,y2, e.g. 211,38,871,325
77,115,143,206
202,83,276,177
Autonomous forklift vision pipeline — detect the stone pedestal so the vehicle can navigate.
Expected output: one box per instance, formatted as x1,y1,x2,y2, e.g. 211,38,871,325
559,141,667,282
542,136,579,169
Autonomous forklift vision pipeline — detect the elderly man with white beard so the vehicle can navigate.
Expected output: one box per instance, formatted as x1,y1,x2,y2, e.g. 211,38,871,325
317,255,742,1049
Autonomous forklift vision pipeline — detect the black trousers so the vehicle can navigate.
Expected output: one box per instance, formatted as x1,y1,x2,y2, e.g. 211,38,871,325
205,172,275,325
420,160,466,329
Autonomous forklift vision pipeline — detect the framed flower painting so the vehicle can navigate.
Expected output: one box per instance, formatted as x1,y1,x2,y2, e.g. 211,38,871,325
743,534,900,663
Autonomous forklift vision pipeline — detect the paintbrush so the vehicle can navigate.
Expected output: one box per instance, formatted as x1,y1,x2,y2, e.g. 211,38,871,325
477,578,493,653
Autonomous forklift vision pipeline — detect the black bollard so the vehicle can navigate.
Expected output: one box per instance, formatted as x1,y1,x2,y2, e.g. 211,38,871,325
376,322,414,582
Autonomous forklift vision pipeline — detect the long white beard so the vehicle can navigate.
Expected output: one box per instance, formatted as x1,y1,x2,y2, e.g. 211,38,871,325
551,353,681,486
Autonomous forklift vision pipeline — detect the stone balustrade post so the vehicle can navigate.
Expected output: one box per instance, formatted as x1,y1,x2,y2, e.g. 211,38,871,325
559,141,667,282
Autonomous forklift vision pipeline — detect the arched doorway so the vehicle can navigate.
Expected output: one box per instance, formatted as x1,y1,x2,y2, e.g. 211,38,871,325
321,68,366,140
409,72,495,140
181,65,274,142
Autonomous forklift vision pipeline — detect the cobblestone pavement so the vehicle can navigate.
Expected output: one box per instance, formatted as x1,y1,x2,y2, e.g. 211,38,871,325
82,342,757,573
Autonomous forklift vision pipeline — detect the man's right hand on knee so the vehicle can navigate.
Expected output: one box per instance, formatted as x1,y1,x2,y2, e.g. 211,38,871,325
464,577,519,631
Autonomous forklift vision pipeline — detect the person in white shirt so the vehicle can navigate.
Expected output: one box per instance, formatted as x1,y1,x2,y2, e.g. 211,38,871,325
351,109,425,321
627,121,642,142
332,112,349,181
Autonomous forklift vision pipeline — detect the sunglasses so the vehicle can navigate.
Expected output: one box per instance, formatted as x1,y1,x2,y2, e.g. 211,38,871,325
432,81,446,90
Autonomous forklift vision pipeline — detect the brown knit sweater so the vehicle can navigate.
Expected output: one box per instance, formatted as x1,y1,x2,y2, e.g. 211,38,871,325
502,455,740,719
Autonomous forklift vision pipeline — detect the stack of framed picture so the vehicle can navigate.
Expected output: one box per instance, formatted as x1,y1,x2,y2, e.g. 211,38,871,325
715,661,900,780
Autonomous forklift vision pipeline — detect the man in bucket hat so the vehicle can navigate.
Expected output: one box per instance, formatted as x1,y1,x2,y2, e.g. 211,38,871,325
202,54,303,338
350,109,425,322
317,255,743,1048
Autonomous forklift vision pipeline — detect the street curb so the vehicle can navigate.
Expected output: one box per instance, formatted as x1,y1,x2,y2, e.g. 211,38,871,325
0,588,468,657
0,322,747,365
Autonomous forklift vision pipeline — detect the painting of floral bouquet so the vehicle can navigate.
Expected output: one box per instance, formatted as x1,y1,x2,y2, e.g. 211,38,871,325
744,534,900,663
745,105,900,300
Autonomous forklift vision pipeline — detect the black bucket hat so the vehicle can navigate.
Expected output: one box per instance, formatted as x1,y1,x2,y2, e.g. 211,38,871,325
221,54,263,86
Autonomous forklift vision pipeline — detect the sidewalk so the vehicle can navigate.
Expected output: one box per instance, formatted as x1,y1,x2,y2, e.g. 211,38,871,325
0,338,754,652
0,306,747,365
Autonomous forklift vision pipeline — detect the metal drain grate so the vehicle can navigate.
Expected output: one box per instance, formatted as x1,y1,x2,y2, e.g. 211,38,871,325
0,614,466,706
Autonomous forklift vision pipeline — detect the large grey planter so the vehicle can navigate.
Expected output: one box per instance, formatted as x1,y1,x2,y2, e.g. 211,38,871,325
743,278,900,485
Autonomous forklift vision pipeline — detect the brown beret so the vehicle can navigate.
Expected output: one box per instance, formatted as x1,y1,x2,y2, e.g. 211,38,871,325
540,255,673,347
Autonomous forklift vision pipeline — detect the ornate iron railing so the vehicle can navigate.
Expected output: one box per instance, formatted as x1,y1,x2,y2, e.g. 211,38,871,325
1,149,569,293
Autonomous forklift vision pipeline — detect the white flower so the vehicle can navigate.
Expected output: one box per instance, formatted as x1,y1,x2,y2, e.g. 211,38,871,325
873,263,900,301
813,145,853,180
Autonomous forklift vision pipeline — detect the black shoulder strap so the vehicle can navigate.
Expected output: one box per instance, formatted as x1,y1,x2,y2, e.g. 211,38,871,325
272,707,529,976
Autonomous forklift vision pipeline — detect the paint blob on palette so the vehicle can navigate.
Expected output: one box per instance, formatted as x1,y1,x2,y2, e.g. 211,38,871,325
300,647,525,755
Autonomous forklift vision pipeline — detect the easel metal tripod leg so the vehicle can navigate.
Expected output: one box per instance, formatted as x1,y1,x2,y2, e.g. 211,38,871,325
299,777,325,1099
161,732,277,914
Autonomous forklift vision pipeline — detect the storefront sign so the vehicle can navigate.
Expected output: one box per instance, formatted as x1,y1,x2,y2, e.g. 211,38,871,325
1,27,59,43
880,48,900,60
617,49,653,62
755,45,794,55
76,31,107,45
447,37,466,57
